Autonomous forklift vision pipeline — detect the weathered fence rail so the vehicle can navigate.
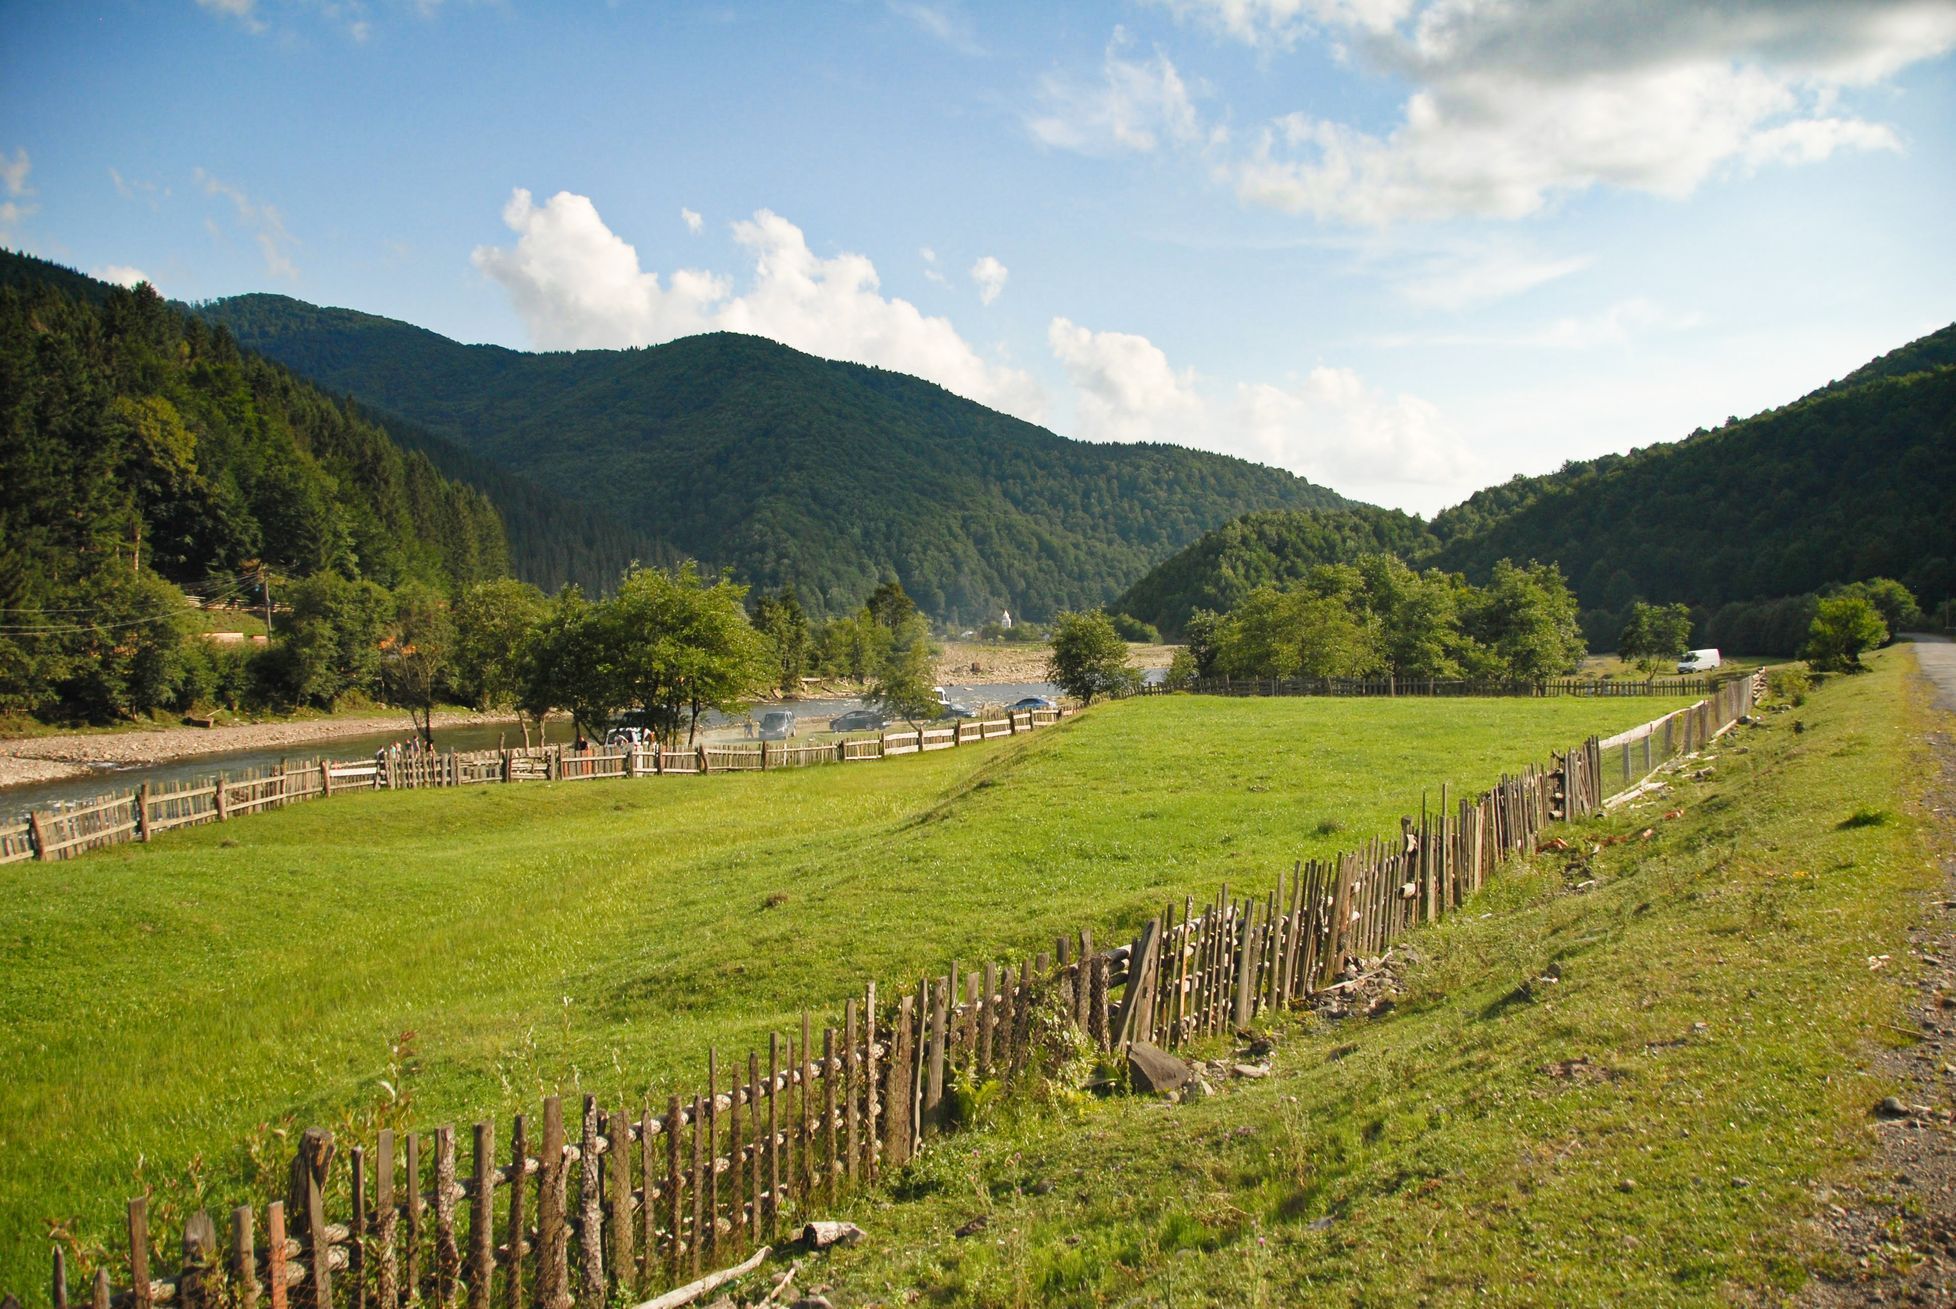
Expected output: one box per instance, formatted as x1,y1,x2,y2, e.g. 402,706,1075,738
16,676,1760,1309
0,709,1065,864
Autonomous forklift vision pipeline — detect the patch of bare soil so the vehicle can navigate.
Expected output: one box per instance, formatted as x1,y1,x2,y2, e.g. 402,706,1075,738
1799,718,1956,1306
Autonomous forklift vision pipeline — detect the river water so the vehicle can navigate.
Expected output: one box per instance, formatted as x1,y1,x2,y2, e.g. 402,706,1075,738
0,678,1065,821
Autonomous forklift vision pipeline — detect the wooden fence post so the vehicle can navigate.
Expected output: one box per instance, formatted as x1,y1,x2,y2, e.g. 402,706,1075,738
28,809,50,861
230,1206,258,1309
136,784,152,841
286,1128,334,1309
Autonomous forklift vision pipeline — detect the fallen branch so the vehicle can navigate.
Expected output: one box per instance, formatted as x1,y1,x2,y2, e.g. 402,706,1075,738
758,1260,802,1306
630,1246,770,1309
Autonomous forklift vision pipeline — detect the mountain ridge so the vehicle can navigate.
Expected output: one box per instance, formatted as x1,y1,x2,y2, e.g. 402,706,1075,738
198,294,1353,621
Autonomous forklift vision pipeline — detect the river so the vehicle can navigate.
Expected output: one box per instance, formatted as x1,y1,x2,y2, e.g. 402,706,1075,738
0,678,1069,821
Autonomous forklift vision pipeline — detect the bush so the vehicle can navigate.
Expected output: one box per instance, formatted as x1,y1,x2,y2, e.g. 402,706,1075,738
1764,666,1812,707
1162,648,1199,691
1108,612,1162,643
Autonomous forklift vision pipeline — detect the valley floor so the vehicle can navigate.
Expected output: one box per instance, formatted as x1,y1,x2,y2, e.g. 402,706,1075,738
0,692,1683,1297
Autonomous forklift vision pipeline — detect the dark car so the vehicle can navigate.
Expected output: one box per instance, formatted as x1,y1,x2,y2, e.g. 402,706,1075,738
1008,695,1057,712
828,708,885,733
939,701,978,719
758,710,796,741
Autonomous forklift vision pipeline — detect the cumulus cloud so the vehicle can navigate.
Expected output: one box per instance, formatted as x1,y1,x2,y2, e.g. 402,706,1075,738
1049,317,1204,443
474,189,1044,421
1047,314,1474,504
680,207,703,234
195,167,299,278
1138,1,1953,224
1027,28,1214,155
109,166,169,211
94,265,154,289
196,0,265,31
970,255,1008,305
1232,367,1478,494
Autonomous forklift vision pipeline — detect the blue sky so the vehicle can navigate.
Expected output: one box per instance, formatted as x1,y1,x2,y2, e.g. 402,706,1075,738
4,0,1954,513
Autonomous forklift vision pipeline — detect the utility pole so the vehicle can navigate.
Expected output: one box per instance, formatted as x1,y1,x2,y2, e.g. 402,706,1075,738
260,564,272,638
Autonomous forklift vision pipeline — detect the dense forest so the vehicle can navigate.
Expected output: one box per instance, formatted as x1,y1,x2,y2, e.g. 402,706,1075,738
0,251,509,719
1113,506,1437,636
197,294,1350,623
1123,322,1956,647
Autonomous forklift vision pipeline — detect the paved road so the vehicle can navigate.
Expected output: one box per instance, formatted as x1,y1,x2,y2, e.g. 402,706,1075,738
1908,633,1956,712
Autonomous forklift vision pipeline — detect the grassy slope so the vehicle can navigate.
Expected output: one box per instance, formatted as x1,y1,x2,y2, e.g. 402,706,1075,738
813,650,1938,1306
0,694,1690,1289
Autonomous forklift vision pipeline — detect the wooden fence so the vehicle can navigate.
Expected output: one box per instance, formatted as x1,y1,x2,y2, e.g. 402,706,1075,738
17,677,1759,1309
1149,673,1737,699
0,710,1065,865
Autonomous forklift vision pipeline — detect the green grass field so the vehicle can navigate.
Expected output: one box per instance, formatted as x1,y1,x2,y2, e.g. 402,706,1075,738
0,692,1694,1292
808,650,1939,1305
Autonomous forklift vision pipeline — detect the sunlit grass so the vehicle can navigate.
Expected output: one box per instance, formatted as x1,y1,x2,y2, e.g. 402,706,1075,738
0,692,1692,1289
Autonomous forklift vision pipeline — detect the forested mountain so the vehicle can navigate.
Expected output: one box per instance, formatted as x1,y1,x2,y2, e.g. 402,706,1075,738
198,294,1351,622
1120,322,1956,647
0,250,519,718
0,251,509,595
1114,507,1436,635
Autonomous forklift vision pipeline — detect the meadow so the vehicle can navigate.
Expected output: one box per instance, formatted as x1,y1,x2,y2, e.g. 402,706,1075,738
0,692,1693,1290
816,651,1936,1304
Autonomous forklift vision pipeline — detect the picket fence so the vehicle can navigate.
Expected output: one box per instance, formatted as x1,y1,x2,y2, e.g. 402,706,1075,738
18,675,1758,1309
0,710,1064,865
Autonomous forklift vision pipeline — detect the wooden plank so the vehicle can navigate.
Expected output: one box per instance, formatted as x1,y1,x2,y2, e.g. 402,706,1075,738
127,1199,151,1309
704,1056,719,1265
687,1096,704,1278
767,1035,782,1237
843,1001,859,1184
863,983,879,1182
230,1207,258,1309
265,1203,287,1309
537,1097,570,1309
747,1053,762,1245
924,985,946,1135
180,1209,217,1309
434,1126,459,1309
799,1011,813,1200
884,994,915,1168
469,1123,494,1309
637,1106,656,1292
349,1149,367,1309
404,1132,422,1304
822,1027,839,1200
291,1129,333,1309
502,1117,525,1309
604,1107,632,1296
978,961,996,1077
1112,919,1159,1053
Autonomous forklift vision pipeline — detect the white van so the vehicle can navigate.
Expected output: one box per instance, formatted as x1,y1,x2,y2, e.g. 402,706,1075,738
1677,648,1721,674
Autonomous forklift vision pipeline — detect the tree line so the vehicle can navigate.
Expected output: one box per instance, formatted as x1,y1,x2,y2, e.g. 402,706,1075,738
1163,556,1590,686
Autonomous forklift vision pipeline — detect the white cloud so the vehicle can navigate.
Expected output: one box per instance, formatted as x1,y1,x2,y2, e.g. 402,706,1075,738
889,1,984,55
0,148,36,238
1048,317,1204,443
109,167,169,211
474,189,1044,421
1163,1,1952,223
196,0,265,30
1046,312,1476,503
1392,243,1592,311
195,167,299,278
970,255,1008,305
680,207,703,234
94,265,154,289
1232,366,1478,494
1027,28,1212,155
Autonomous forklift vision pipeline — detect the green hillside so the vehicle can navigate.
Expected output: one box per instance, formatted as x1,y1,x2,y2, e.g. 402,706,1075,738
1122,323,1956,642
0,250,510,598
1113,506,1435,635
197,294,1351,622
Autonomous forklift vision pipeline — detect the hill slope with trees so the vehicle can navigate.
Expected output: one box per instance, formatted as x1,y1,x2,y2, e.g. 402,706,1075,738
1121,322,1956,644
0,250,512,719
197,294,1351,622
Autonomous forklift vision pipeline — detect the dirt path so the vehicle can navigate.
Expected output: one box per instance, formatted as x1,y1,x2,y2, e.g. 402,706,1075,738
1799,646,1956,1305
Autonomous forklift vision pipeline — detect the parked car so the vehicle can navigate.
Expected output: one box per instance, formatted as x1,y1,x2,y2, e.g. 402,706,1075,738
1007,695,1057,712
939,701,977,719
604,725,654,750
828,708,885,733
758,710,796,741
1677,648,1722,674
